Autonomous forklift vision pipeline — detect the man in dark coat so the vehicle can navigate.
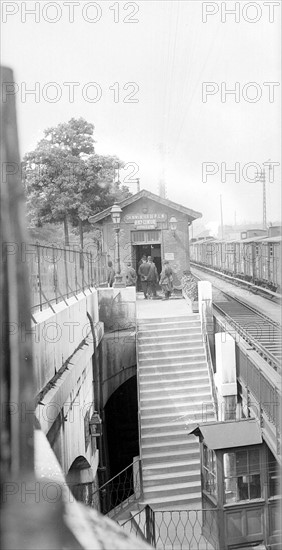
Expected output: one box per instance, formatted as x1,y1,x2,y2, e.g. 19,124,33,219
147,256,159,298
138,258,151,299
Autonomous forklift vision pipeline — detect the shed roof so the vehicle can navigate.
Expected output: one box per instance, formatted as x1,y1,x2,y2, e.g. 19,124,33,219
189,418,262,450
89,189,202,224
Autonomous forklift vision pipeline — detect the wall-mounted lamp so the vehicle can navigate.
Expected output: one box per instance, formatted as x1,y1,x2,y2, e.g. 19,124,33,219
89,412,102,437
169,216,178,236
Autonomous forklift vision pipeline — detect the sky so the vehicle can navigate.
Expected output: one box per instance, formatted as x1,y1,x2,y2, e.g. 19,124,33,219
1,0,281,234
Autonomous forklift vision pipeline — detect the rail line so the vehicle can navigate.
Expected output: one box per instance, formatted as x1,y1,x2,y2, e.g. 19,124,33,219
192,272,282,372
190,261,282,303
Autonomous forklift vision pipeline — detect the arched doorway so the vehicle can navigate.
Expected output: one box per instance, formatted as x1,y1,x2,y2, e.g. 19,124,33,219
66,456,95,506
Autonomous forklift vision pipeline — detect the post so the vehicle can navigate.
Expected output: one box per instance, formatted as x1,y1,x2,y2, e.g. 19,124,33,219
113,228,125,287
220,194,224,239
36,242,43,311
63,246,69,298
186,222,191,271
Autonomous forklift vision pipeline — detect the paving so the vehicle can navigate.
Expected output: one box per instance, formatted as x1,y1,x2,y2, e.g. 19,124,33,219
136,293,193,319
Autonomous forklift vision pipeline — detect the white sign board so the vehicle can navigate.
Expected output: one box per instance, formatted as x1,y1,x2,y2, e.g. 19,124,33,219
164,253,174,260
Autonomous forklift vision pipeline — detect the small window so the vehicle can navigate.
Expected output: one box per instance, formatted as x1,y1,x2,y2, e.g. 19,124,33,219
268,448,279,497
223,449,261,503
269,244,273,258
203,444,217,497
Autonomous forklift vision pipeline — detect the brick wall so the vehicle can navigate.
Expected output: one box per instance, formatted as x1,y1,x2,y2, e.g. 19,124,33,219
100,197,191,283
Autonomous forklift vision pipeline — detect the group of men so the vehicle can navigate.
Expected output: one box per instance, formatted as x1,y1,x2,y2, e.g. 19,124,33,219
137,255,159,299
107,255,174,300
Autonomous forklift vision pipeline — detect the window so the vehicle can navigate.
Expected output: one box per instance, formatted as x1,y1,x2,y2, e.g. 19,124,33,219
131,230,161,243
268,448,279,497
269,244,274,258
223,448,261,503
203,445,217,497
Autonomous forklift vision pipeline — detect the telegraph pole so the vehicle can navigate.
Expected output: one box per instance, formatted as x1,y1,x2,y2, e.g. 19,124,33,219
220,195,224,239
256,167,267,230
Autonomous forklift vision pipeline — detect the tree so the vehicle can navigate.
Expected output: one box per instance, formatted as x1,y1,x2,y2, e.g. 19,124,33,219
23,118,131,247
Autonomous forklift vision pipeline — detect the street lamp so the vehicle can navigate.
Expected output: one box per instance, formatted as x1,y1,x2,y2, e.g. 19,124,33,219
110,204,125,287
169,216,178,236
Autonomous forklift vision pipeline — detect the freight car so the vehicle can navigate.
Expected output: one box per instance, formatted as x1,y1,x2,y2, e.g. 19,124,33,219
190,235,281,293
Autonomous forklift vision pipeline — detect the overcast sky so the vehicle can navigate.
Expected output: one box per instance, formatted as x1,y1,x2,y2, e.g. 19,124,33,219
2,0,281,233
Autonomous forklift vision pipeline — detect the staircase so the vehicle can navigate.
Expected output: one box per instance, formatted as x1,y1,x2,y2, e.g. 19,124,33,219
137,314,216,509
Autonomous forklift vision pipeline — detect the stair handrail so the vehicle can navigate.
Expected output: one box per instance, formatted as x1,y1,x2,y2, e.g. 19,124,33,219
135,317,143,486
201,300,219,420
92,457,142,515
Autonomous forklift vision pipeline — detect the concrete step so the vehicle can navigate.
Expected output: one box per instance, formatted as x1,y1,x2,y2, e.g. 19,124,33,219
141,429,197,444
143,480,201,499
142,437,198,452
138,346,204,359
138,342,205,353
138,334,203,345
140,399,212,414
141,408,215,424
142,448,200,465
137,315,200,325
139,366,209,380
140,392,212,408
143,459,200,476
143,471,200,488
141,492,201,509
137,327,202,338
141,414,215,434
140,379,210,392
139,354,206,367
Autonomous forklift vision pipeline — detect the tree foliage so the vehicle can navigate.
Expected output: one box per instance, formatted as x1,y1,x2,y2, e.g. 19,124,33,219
23,117,131,243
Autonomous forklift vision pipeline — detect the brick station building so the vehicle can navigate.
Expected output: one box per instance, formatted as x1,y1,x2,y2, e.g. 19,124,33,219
89,189,202,287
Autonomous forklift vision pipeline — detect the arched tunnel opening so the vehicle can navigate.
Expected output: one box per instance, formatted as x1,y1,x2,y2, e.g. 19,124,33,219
103,374,139,511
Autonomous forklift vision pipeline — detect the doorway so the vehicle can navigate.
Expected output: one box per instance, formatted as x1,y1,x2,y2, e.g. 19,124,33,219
134,243,162,291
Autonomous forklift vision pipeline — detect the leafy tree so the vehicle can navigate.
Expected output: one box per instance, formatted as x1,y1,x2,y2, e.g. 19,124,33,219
23,117,131,247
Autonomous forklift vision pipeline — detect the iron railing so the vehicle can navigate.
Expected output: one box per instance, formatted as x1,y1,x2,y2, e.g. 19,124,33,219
24,242,107,312
201,300,218,421
92,458,142,516
120,506,220,549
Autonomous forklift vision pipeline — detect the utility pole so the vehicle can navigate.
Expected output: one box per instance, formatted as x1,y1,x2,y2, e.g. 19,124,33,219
220,194,224,239
256,167,267,230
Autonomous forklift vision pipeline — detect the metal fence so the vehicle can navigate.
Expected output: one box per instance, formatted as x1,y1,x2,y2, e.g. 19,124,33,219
92,458,142,517
120,506,220,549
25,243,107,312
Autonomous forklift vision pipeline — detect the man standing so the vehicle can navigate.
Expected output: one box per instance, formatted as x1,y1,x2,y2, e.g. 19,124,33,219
147,256,159,298
107,260,115,287
160,260,174,299
125,262,137,287
138,257,151,299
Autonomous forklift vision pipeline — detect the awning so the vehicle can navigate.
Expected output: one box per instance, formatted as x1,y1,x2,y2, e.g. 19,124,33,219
189,418,262,450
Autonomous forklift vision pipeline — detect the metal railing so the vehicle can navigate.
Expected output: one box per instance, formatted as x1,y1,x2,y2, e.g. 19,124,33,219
24,242,107,312
120,506,220,549
201,301,218,420
92,458,142,517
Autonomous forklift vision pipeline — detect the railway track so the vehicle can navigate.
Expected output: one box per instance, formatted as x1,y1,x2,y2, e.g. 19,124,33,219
193,272,282,372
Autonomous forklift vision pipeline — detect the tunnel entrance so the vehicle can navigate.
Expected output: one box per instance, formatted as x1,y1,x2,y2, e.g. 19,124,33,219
103,375,139,511
105,375,139,476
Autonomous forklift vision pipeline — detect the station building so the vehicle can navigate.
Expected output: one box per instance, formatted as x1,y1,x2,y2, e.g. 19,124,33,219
89,189,202,285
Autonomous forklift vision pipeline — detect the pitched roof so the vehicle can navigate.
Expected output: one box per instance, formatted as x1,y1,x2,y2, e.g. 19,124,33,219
189,418,262,450
89,189,202,224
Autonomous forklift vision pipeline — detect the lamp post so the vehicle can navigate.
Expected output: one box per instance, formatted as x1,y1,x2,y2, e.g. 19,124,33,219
110,204,125,287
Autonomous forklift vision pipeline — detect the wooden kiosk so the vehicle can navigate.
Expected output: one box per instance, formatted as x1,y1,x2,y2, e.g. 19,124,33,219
190,419,281,550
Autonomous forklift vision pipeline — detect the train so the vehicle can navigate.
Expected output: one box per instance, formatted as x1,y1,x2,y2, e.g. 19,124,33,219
190,230,282,294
